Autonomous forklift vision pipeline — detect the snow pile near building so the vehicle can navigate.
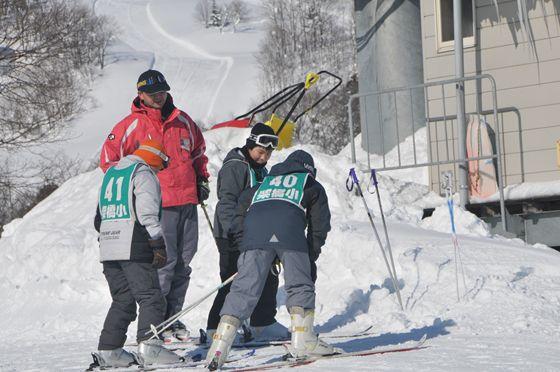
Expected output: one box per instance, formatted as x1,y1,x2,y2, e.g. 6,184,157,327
420,205,491,237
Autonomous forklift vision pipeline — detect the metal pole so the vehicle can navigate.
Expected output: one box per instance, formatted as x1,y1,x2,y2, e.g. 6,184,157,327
146,273,238,339
454,0,469,207
200,202,214,235
488,76,508,232
348,99,357,164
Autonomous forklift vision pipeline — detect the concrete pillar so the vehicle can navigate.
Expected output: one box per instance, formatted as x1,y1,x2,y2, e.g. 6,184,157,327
354,0,425,156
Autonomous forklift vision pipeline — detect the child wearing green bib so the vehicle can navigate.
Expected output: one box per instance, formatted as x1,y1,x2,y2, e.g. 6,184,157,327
206,150,333,370
91,140,182,368
206,123,289,343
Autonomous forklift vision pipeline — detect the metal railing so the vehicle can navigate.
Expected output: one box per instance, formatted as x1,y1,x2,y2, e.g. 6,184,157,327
347,74,508,232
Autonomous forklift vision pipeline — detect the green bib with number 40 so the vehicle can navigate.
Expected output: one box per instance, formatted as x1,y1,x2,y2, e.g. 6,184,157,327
252,173,309,210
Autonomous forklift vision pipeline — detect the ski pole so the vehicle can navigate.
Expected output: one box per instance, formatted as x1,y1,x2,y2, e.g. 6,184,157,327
146,272,238,339
446,186,461,302
442,172,467,302
369,169,404,310
200,202,214,235
346,168,404,311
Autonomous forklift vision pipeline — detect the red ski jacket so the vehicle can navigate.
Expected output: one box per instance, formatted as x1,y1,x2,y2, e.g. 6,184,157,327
100,95,209,207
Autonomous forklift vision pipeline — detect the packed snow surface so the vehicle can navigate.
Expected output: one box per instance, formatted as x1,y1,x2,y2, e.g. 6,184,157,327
1,0,560,371
1,126,560,371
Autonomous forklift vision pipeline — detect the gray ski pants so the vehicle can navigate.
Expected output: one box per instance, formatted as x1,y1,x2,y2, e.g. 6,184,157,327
98,261,165,350
158,204,198,319
220,249,315,321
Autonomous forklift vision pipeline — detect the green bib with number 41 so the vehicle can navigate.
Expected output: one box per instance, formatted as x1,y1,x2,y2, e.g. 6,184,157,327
98,163,140,262
252,173,309,210
99,164,138,222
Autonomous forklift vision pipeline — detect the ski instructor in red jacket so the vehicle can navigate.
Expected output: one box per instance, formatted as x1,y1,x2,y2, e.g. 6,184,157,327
100,69,210,342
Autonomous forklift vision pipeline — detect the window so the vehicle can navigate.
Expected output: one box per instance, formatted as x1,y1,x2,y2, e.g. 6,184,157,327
435,0,476,52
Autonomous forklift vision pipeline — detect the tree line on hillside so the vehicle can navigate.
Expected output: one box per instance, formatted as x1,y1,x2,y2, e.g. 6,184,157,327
195,0,360,155
255,0,359,155
195,0,250,33
0,0,116,233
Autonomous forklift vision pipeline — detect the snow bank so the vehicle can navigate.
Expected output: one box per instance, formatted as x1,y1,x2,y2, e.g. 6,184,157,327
420,205,491,237
471,179,560,203
0,170,106,341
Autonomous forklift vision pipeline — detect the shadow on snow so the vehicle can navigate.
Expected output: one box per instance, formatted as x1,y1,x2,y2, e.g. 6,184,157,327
332,318,455,353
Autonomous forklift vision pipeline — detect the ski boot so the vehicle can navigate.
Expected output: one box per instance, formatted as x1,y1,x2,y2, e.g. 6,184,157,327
161,328,175,344
203,327,246,346
205,315,241,370
90,348,136,368
137,339,183,365
172,320,190,341
250,321,290,342
202,328,216,346
286,306,334,359
162,320,190,343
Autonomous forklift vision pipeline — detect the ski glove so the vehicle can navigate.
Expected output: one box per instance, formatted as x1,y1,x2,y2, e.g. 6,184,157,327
149,238,167,269
197,176,210,203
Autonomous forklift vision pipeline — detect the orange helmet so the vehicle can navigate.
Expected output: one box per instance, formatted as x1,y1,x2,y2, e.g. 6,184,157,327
133,139,169,170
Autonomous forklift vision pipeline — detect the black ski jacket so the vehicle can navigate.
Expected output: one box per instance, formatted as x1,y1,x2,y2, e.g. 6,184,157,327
230,150,331,256
213,147,267,241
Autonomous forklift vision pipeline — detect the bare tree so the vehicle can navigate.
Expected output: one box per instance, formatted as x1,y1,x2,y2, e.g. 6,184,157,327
94,15,117,69
217,4,231,34
228,0,250,32
0,0,117,230
0,0,115,150
194,0,211,28
0,150,81,232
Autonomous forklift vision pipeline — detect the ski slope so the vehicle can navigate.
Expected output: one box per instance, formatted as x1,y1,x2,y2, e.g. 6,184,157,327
1,0,560,370
48,0,265,166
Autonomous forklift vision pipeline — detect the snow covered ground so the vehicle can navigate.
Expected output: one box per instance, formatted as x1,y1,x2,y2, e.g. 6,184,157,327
1,126,560,371
1,0,560,371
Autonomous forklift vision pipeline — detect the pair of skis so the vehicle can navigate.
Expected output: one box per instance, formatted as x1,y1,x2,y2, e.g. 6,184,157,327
87,335,427,371
163,325,376,350
86,349,258,371
346,168,404,311
228,334,428,371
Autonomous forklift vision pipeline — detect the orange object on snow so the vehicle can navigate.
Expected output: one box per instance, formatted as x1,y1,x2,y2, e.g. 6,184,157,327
210,119,251,130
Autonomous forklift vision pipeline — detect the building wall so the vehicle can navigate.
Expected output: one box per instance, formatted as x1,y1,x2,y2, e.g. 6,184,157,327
421,0,560,194
354,0,425,156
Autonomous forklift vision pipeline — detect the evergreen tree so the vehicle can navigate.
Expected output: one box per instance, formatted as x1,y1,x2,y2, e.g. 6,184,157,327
210,0,222,27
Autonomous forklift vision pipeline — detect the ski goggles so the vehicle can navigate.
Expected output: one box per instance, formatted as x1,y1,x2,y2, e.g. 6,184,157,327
248,133,279,149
